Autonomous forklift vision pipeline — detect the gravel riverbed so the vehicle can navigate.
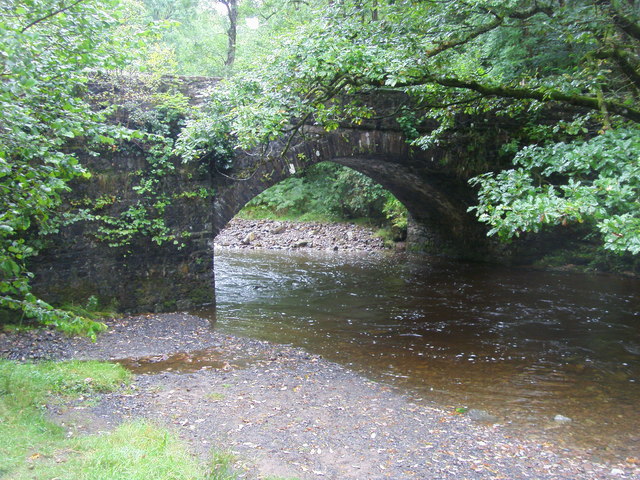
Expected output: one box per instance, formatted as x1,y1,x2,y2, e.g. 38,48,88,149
214,218,389,251
1,313,637,480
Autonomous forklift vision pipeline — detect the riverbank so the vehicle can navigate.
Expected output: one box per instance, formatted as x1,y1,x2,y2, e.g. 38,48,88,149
214,218,390,251
1,314,637,479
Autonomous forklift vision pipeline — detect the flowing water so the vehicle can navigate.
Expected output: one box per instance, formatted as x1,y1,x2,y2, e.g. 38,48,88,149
195,247,640,461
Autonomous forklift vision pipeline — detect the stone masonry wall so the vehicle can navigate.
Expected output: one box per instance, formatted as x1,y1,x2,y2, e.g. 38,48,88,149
30,76,217,312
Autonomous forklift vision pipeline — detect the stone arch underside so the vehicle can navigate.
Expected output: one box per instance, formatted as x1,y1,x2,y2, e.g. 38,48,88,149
213,129,490,258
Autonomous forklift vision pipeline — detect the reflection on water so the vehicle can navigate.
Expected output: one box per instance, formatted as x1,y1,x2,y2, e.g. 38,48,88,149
116,349,228,374
197,247,640,460
115,347,267,374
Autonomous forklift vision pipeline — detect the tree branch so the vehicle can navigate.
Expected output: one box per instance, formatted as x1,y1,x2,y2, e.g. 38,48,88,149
596,47,640,90
368,75,640,123
435,76,640,122
597,0,640,41
20,0,87,33
421,4,552,61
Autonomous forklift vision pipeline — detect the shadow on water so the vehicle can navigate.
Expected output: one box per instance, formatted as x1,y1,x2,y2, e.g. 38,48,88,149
194,247,640,461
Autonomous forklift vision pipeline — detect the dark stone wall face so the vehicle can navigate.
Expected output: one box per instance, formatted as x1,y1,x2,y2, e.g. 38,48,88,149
30,77,217,313
31,148,216,312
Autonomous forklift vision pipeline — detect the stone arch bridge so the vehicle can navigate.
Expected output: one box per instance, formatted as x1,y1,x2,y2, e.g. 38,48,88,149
32,79,516,313
215,126,486,252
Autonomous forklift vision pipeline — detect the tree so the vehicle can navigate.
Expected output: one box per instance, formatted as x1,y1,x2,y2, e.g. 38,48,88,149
219,0,239,67
0,0,142,335
133,0,323,75
184,0,640,255
143,0,199,20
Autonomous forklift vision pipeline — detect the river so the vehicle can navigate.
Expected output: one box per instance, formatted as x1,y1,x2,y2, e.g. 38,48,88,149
195,247,640,461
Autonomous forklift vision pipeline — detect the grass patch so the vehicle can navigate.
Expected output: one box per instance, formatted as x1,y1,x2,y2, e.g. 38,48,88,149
0,360,256,480
209,451,238,480
0,360,131,407
16,420,207,480
206,392,226,402
374,227,398,248
0,360,131,477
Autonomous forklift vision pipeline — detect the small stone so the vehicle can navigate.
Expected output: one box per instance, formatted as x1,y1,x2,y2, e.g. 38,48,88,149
553,414,572,424
611,468,625,475
241,232,256,244
467,409,499,423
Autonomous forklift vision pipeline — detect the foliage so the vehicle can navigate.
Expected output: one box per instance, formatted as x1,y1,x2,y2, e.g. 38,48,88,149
70,74,208,252
187,0,640,256
0,0,147,334
382,195,409,233
174,85,236,171
241,162,408,231
60,295,119,321
93,134,183,249
132,0,322,76
470,126,640,254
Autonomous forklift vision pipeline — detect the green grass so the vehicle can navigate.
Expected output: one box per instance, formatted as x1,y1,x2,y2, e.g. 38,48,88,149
0,359,131,407
0,360,299,480
0,360,132,477
0,323,36,334
206,392,226,402
209,451,238,480
9,420,208,480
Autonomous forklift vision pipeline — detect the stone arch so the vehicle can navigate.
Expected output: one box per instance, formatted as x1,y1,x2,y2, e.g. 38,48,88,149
213,128,489,257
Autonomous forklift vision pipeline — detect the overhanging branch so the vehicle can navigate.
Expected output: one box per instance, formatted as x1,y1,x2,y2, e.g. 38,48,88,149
430,76,640,123
368,75,640,123
20,0,87,33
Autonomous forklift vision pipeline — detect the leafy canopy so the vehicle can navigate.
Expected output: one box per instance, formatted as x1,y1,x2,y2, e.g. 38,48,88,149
186,0,640,255
471,126,640,254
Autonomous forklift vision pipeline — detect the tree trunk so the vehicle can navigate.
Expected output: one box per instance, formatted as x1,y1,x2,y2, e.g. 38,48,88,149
222,0,238,68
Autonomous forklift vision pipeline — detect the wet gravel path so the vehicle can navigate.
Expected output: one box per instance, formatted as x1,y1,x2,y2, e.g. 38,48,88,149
1,314,638,479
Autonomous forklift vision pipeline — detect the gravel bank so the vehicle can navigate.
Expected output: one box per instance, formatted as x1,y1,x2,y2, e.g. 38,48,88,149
1,314,637,480
214,218,389,251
